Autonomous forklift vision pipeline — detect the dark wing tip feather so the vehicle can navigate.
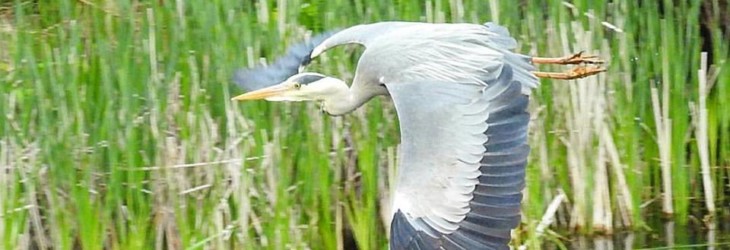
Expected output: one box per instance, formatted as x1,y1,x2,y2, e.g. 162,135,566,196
232,30,340,92
448,229,509,249
391,210,440,250
390,210,415,249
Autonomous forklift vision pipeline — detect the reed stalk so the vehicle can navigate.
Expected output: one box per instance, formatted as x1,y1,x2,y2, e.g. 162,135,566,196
695,52,716,214
651,82,674,215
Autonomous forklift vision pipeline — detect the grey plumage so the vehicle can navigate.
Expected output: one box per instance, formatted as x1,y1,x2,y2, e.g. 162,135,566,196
232,21,539,250
232,30,339,91
387,64,530,250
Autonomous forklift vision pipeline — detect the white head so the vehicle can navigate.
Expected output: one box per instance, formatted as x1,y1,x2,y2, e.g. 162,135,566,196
232,73,354,115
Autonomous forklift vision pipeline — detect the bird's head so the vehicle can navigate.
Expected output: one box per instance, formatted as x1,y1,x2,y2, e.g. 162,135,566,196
231,72,347,102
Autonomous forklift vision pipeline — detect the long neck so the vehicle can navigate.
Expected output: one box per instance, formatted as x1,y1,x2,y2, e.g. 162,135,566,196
323,81,376,116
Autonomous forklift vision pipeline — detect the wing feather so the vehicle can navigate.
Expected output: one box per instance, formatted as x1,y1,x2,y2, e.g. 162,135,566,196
307,22,539,250
232,31,339,91
387,63,533,249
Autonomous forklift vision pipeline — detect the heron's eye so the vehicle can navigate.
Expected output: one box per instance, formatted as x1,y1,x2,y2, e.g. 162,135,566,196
293,82,301,89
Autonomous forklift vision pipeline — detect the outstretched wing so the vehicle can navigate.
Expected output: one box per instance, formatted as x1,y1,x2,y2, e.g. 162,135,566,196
309,22,422,58
232,22,412,91
232,30,338,91
386,64,531,250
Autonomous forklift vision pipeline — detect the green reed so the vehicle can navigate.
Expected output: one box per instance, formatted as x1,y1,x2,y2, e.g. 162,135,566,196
1,0,727,249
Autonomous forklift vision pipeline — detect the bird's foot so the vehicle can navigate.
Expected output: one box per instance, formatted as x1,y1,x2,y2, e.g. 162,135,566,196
533,66,606,80
532,51,604,65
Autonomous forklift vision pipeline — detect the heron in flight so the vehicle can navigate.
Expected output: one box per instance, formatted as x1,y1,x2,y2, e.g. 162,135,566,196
232,22,604,249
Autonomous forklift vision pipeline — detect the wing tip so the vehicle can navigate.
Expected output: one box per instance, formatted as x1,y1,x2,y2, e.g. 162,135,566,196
390,209,515,250
232,30,340,92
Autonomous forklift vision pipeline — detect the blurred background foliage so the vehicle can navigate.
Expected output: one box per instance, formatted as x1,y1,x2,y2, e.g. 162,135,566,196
0,0,728,249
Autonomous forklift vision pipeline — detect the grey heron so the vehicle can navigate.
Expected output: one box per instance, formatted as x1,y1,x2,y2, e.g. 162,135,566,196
233,22,604,249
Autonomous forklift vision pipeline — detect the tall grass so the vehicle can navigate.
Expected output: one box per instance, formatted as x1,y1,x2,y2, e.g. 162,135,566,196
1,0,728,249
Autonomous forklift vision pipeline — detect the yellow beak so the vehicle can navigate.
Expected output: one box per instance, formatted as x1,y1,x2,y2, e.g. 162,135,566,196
231,83,296,101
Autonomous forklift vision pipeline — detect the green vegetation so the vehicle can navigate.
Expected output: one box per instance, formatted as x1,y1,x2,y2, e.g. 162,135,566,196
1,0,727,249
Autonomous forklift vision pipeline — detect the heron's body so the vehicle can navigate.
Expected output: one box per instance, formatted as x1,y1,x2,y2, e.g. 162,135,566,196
234,21,603,249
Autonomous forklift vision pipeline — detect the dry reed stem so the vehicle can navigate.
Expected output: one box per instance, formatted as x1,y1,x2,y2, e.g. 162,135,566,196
553,21,587,230
665,221,675,247
558,19,615,231
708,220,717,250
651,82,674,215
601,126,634,227
696,52,716,214
517,192,566,250
380,146,397,237
591,51,612,233
331,116,346,250
19,148,49,249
